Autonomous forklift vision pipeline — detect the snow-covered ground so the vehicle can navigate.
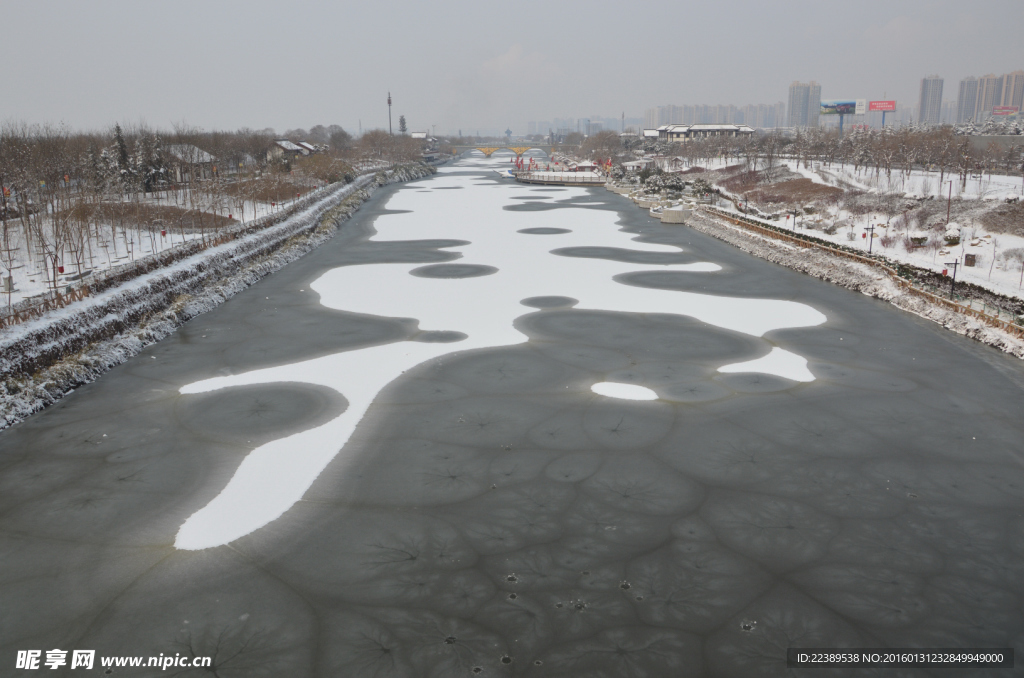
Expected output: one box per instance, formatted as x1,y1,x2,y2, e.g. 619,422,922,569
637,158,1024,303
2,183,335,309
723,162,1024,303
782,159,1024,201
715,201,1024,305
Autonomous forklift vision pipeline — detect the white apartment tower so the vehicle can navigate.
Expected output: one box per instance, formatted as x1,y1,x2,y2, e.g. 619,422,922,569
788,81,821,128
957,77,979,123
976,74,1003,119
1001,70,1024,111
918,75,944,125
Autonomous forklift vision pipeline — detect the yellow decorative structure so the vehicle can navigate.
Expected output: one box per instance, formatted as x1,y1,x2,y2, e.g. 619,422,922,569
451,144,554,158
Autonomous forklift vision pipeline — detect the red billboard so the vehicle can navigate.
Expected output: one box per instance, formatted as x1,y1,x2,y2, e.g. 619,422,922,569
992,106,1019,116
869,100,896,112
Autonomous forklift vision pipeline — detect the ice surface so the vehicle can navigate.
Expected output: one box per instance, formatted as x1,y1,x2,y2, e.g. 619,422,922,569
175,159,826,549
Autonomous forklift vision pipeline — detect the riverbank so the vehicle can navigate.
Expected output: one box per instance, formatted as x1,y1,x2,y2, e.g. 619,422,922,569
0,164,436,428
679,205,1024,358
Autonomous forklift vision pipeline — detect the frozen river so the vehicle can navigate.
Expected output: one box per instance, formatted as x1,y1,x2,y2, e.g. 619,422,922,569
2,156,1024,676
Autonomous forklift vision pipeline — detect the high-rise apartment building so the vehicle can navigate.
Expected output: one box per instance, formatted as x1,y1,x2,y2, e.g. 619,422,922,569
955,70,1023,122
1001,70,1024,110
976,74,1003,119
918,75,944,125
788,81,821,128
957,77,979,123
940,101,957,124
643,105,686,127
738,105,756,126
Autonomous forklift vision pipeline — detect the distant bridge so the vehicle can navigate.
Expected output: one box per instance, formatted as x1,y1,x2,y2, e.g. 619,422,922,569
450,144,554,158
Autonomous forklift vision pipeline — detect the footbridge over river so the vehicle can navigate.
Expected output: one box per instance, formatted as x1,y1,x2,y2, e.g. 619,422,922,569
450,143,554,158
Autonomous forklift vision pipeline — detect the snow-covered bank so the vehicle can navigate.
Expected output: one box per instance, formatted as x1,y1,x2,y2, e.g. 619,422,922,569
685,208,1024,359
0,164,435,429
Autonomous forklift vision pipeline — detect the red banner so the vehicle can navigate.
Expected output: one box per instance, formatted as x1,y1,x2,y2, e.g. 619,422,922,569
869,100,896,112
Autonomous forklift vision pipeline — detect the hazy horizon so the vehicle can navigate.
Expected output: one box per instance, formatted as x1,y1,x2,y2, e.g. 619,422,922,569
2,0,1022,136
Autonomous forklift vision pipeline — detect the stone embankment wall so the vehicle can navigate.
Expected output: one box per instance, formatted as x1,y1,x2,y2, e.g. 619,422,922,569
0,164,435,428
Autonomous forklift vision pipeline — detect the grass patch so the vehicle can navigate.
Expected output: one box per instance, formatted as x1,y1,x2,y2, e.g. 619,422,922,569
223,177,313,203
62,202,235,231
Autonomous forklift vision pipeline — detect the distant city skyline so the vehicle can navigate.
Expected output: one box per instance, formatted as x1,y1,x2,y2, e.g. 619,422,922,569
0,0,1021,135
643,103,786,129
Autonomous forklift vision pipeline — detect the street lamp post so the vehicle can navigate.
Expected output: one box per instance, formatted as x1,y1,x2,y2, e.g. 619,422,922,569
864,225,875,255
388,92,393,137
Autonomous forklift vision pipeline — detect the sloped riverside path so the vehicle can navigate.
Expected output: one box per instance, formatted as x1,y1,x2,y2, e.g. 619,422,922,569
1,157,1023,677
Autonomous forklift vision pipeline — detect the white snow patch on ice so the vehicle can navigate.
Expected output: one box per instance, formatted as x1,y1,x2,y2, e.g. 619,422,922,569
718,347,815,382
591,382,658,400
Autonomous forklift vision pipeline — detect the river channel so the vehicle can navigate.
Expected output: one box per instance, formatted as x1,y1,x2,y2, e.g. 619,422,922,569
2,155,1024,676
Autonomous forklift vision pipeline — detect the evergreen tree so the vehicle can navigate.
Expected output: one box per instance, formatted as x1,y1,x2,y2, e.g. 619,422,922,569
399,115,408,135
111,124,136,195
133,134,165,193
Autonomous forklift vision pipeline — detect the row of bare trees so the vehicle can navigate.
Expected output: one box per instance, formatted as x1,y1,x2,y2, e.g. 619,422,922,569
601,125,1023,195
0,121,430,309
0,119,436,309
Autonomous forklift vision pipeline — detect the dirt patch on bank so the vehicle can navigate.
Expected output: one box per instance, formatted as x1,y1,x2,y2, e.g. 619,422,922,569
979,202,1024,237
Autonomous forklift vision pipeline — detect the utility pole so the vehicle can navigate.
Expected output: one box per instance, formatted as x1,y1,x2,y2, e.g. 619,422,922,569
945,258,960,298
388,92,393,136
946,180,953,223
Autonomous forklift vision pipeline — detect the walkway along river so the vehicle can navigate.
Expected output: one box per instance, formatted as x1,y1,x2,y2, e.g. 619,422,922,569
1,154,1023,676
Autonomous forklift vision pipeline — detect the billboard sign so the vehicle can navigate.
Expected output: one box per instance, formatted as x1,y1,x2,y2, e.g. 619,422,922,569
821,100,862,115
869,100,897,112
992,106,1019,116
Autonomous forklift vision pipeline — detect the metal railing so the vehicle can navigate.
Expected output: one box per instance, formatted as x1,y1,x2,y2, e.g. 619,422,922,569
516,171,606,185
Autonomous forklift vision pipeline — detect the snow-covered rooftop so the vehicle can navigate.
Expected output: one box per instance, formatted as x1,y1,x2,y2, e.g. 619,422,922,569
662,124,755,133
165,144,215,164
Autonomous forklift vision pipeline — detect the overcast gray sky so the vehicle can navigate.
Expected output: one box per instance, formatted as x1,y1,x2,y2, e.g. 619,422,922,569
1,0,1021,136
